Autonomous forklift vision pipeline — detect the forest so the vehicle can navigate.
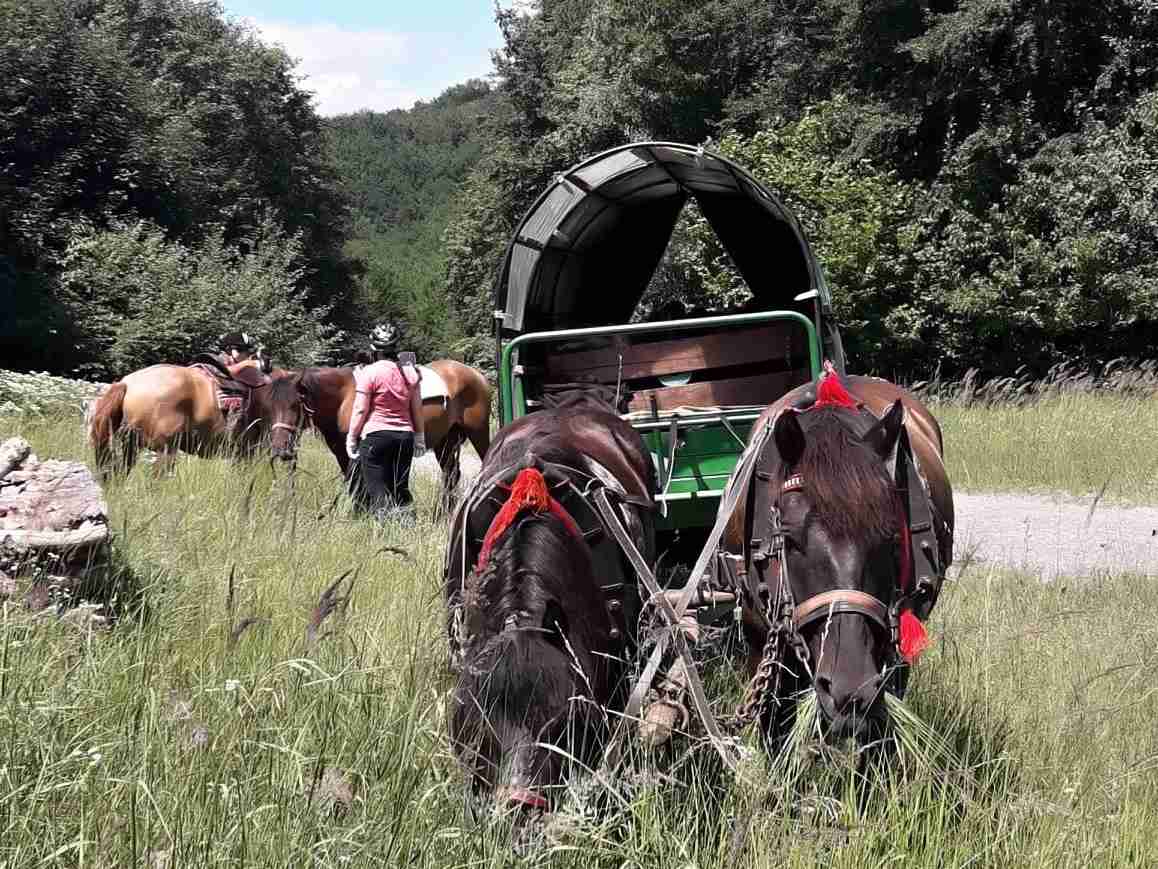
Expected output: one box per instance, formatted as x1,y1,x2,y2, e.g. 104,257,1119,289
4,0,1158,379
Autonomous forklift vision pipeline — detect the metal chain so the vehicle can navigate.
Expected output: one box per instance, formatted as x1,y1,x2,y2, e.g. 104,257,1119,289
723,619,782,732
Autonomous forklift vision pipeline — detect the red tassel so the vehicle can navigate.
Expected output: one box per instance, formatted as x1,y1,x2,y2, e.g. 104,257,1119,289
476,468,582,569
899,609,930,663
814,360,858,410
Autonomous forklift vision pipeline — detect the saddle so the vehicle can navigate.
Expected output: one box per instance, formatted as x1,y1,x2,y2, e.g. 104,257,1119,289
189,354,270,414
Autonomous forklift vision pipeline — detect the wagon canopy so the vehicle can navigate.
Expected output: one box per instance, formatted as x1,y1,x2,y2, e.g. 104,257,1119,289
493,141,833,337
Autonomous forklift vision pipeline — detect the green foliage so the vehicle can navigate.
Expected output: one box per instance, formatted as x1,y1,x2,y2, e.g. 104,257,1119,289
57,216,338,375
906,89,1158,373
0,370,105,416
0,0,356,374
326,81,499,361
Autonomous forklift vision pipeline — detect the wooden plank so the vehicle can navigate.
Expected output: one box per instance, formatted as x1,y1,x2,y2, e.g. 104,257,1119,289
627,370,808,412
546,323,808,382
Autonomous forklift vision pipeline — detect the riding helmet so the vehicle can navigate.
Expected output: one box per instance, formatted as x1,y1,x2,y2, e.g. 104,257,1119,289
221,331,257,351
369,322,400,353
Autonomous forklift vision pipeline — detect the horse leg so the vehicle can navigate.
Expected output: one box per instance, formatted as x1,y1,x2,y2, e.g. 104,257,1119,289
435,430,463,518
121,430,139,475
148,436,182,478
464,416,491,465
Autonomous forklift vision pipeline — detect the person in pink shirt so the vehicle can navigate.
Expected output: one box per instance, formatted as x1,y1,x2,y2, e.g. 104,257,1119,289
346,323,426,515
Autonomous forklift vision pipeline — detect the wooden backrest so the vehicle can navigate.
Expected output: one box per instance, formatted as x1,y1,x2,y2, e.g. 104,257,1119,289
539,320,811,412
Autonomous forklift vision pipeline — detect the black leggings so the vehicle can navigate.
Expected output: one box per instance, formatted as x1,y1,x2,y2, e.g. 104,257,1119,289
354,430,414,512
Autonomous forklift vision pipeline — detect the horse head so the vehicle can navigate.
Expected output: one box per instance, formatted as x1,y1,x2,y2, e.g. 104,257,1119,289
449,468,621,817
262,373,311,462
764,374,920,742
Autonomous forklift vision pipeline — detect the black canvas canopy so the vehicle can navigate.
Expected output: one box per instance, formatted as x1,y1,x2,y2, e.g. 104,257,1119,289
493,141,836,338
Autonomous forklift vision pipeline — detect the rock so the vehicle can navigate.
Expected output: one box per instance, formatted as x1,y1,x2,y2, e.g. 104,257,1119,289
308,766,357,817
0,437,32,480
0,437,111,610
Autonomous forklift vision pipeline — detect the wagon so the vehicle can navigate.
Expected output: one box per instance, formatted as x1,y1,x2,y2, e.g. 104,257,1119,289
493,141,845,543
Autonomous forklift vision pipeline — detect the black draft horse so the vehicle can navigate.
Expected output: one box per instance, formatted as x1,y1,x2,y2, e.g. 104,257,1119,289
443,388,655,817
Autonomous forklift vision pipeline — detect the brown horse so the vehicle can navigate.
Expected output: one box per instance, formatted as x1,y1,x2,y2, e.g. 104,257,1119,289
87,361,294,477
444,388,655,818
294,360,492,508
724,368,954,746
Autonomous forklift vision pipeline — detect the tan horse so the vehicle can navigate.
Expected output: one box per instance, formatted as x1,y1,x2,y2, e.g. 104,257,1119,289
293,359,492,509
87,360,287,477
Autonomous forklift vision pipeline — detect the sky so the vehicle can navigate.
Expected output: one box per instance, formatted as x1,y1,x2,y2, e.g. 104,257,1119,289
221,1,513,116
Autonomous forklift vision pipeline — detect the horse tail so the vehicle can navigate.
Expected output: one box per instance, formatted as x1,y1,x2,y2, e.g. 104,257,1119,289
90,381,127,473
465,367,493,461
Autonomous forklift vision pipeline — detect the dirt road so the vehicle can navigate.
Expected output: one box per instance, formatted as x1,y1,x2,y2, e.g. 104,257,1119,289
417,451,1158,580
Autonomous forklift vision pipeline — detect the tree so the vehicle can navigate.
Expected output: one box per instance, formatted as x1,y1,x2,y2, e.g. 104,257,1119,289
0,0,357,373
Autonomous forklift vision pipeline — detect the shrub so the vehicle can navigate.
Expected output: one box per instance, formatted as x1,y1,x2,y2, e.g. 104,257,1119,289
57,214,338,377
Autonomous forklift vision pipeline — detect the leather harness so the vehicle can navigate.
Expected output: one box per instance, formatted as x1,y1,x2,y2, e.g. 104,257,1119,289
733,398,946,707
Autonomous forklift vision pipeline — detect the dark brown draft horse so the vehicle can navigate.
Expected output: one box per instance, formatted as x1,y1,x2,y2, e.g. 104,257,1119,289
293,360,491,507
87,361,298,477
724,364,954,746
443,388,655,817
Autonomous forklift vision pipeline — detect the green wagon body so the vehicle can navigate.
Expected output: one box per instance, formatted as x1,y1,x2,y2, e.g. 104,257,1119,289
493,142,844,536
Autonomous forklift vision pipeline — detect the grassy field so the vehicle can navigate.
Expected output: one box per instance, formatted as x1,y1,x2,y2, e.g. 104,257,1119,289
935,392,1158,503
1,399,1157,867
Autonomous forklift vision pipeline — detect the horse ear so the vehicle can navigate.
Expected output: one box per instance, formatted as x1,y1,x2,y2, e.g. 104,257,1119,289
773,410,806,467
862,399,905,460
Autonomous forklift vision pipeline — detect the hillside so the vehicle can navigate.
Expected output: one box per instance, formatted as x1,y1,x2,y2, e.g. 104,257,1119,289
325,80,500,359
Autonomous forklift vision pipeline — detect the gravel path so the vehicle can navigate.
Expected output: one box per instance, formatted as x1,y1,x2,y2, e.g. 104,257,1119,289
416,451,1158,580
953,492,1158,581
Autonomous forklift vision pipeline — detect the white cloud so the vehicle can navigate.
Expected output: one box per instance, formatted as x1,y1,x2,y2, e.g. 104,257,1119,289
245,20,425,116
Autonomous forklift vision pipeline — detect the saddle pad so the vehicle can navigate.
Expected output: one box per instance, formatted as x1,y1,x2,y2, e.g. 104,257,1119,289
418,365,450,401
188,364,242,412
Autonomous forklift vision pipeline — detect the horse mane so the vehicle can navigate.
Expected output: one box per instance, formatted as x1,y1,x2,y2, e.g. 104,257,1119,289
465,513,597,641
297,367,325,399
772,407,901,543
539,381,631,415
268,374,300,402
459,512,610,720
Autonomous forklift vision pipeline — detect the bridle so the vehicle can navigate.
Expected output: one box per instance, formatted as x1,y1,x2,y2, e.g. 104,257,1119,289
269,391,314,457
757,472,914,695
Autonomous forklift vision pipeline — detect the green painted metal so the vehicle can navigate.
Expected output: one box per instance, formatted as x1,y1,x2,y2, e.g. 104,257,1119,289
496,309,822,532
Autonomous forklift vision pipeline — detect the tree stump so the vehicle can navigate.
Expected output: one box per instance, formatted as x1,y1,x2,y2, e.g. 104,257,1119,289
0,436,110,610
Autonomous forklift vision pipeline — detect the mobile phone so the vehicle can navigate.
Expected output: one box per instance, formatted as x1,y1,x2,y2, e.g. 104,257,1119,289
398,351,417,368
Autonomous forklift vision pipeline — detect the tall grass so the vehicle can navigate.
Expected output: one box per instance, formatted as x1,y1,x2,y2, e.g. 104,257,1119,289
915,363,1158,502
1,408,1156,867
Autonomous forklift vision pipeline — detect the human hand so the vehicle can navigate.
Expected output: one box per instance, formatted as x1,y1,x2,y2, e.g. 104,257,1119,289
346,437,360,460
413,433,426,458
